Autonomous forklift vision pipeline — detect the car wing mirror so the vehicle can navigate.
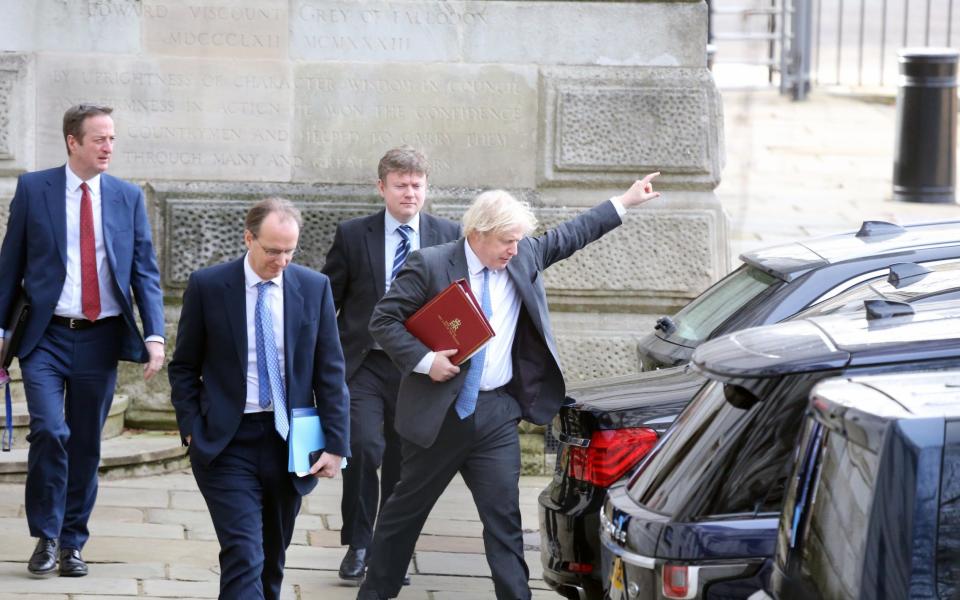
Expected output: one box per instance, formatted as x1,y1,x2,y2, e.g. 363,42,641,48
654,316,676,334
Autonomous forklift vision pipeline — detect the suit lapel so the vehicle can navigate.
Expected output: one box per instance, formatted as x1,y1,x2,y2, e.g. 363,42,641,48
420,213,438,248
222,259,248,375
446,239,470,284
365,210,386,300
506,255,545,334
282,267,303,403
44,167,68,268
99,174,121,280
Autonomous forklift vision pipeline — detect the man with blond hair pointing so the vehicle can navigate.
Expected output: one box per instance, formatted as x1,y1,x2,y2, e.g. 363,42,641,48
359,173,660,599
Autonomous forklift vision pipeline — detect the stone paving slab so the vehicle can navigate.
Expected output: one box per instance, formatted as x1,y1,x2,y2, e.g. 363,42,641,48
91,506,147,523
0,563,139,595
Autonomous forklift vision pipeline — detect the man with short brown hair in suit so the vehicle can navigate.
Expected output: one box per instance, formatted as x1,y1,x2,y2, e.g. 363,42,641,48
322,146,460,583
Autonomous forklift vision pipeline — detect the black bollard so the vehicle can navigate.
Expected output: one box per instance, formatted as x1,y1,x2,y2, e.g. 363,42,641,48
893,48,959,204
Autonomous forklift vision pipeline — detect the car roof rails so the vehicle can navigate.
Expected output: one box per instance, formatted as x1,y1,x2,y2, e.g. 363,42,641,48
887,262,933,288
864,299,916,320
856,220,907,238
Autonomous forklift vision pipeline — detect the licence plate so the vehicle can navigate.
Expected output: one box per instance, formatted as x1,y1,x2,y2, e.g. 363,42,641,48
609,556,626,600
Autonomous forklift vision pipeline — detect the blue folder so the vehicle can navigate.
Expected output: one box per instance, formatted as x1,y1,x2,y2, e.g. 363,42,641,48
288,407,326,475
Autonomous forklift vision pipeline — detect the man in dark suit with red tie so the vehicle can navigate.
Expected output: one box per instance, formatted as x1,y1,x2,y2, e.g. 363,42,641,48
0,104,166,577
322,146,460,582
169,198,350,600
359,174,660,599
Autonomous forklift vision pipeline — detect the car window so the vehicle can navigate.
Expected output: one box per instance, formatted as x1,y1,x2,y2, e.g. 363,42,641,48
666,265,781,346
627,375,817,519
797,258,960,319
793,278,887,319
938,421,960,599
776,417,824,566
794,427,880,599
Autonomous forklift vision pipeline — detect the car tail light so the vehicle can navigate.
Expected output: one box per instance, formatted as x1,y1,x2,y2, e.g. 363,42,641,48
662,564,689,598
560,561,594,574
566,428,658,487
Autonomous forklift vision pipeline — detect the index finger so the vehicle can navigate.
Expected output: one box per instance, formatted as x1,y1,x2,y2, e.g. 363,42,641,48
639,172,660,185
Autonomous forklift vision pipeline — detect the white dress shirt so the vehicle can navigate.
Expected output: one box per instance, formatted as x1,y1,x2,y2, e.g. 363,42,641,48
57,165,122,320
464,242,521,390
383,210,421,294
243,253,286,414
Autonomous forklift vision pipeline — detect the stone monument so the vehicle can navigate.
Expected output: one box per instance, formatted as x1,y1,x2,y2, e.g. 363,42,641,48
0,0,726,440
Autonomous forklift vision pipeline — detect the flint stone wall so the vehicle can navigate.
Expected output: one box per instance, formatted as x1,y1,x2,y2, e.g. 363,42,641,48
0,1,727,423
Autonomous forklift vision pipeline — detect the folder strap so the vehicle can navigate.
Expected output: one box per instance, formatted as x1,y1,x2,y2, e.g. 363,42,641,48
2,383,11,452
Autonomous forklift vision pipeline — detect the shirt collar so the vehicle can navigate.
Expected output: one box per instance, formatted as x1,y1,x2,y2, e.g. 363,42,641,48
464,239,487,277
384,210,420,237
65,164,101,196
244,252,284,290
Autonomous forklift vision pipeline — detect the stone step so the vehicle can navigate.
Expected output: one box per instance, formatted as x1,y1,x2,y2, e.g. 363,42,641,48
0,391,129,449
0,430,188,483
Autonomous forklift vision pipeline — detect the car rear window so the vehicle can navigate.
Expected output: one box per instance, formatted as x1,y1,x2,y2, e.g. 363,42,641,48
789,426,881,599
665,265,781,346
626,375,815,518
792,277,887,319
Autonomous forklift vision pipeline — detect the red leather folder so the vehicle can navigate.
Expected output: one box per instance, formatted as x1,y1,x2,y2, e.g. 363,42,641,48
404,278,495,366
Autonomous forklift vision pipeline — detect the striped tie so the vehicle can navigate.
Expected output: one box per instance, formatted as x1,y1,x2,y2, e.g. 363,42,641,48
390,224,414,284
255,281,289,440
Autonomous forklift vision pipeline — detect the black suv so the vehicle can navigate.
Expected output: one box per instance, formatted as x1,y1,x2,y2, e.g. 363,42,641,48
600,300,960,600
540,224,960,600
639,220,960,370
762,369,960,600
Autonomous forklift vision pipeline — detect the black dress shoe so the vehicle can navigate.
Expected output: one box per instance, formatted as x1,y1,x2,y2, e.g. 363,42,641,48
58,548,88,577
339,546,367,582
27,538,58,576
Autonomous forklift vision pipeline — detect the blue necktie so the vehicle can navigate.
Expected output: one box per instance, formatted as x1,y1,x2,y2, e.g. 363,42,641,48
390,224,414,285
455,268,492,419
255,281,289,440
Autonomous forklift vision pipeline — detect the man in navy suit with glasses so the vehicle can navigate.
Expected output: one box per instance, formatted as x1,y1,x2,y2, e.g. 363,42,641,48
170,198,350,600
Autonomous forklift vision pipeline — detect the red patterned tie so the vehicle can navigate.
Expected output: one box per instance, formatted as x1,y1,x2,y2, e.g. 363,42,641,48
79,182,100,321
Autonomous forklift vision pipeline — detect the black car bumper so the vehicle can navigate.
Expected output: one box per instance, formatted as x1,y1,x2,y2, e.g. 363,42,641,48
538,484,606,599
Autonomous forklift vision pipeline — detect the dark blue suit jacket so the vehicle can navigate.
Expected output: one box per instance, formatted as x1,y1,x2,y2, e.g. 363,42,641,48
168,258,350,496
0,166,164,362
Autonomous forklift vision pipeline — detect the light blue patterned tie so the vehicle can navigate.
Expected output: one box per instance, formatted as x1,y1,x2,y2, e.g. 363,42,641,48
390,224,414,284
255,281,289,440
455,268,492,419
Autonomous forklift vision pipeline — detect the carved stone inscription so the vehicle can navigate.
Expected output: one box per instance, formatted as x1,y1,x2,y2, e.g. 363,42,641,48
143,0,288,59
293,63,538,187
35,54,293,181
291,0,705,67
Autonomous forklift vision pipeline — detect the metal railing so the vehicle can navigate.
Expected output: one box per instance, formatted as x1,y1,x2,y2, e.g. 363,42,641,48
709,0,960,96
810,0,959,88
